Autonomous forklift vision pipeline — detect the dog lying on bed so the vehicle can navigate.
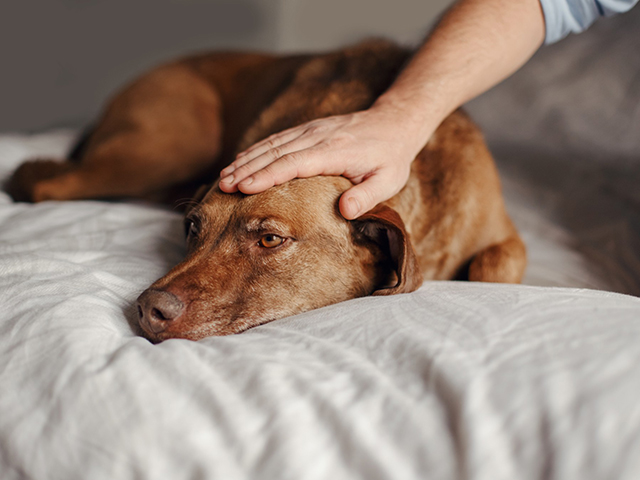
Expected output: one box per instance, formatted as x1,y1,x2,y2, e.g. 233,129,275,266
7,40,526,341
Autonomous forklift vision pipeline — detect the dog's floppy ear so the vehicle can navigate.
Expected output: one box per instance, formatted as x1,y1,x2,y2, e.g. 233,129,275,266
354,204,423,295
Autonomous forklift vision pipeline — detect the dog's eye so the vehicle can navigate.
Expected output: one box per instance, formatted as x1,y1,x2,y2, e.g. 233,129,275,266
259,234,284,248
185,219,199,239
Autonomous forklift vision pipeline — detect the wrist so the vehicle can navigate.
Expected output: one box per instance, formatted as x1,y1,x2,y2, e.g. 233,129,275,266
368,94,444,154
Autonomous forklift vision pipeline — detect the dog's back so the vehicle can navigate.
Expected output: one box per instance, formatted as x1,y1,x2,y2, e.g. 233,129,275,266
7,40,526,340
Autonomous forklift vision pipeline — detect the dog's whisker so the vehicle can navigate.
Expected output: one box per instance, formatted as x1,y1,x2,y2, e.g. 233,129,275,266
174,199,199,211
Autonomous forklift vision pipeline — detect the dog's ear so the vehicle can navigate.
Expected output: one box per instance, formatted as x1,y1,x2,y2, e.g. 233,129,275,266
354,204,423,295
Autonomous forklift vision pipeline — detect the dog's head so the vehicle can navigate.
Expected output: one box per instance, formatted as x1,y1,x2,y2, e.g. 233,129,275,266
136,176,422,341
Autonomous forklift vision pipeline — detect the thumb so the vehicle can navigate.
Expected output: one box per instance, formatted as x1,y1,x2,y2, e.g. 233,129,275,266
339,174,396,220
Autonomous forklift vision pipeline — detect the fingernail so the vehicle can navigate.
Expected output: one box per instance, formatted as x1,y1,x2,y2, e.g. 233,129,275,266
239,177,253,186
220,175,234,184
221,166,235,176
347,197,361,217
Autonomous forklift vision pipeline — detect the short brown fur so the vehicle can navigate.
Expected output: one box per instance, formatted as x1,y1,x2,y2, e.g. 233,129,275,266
7,40,526,341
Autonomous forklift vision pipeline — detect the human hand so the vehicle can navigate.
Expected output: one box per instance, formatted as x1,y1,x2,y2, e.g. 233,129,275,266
218,108,427,219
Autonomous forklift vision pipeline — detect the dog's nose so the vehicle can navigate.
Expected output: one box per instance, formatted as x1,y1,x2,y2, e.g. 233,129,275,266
136,289,185,334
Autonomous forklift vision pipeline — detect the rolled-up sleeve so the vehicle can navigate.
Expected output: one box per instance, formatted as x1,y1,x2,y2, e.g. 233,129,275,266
540,0,639,43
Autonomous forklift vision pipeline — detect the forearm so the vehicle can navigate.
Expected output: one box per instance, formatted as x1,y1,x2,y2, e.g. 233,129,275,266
371,0,546,148
219,0,546,218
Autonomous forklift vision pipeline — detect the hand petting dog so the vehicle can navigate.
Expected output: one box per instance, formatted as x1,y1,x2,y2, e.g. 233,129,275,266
219,106,425,220
220,0,547,219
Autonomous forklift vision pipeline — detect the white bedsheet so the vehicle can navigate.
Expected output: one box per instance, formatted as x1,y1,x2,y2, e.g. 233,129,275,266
1,131,639,480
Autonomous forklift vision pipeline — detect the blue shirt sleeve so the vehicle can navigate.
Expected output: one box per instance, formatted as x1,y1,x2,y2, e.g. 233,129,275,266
540,0,639,43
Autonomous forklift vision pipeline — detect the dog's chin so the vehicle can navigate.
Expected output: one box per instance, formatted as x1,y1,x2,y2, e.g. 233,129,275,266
138,315,278,343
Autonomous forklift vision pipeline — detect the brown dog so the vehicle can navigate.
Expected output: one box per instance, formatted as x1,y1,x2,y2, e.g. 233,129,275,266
7,40,526,341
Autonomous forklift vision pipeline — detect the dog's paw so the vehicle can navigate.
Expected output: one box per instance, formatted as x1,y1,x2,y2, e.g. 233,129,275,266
5,158,74,202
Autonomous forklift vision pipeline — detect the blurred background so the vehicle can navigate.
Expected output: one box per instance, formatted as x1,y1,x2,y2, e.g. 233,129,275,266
0,0,453,132
1,0,638,170
0,0,638,292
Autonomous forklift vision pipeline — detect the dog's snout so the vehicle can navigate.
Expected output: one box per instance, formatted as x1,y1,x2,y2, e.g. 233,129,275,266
137,289,185,334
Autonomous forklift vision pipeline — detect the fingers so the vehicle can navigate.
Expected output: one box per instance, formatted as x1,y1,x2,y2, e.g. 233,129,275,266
220,128,303,178
237,127,303,162
216,110,416,219
339,171,402,220
219,136,320,193
233,153,303,194
236,145,333,194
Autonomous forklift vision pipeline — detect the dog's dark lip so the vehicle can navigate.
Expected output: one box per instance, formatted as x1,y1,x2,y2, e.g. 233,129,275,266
225,314,280,331
143,333,163,345
137,321,163,343
137,314,166,339
140,313,260,342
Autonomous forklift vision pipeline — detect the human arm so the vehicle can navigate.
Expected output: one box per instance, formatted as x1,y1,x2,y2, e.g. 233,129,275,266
219,0,547,219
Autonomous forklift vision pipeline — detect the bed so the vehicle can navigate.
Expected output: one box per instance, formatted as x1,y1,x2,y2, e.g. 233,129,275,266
1,8,639,480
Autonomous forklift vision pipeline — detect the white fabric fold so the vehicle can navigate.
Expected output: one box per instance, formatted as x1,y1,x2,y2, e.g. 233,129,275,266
1,130,639,480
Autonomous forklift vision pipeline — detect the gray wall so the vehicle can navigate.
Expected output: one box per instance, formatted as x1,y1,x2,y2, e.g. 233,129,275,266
0,0,453,133
277,0,452,51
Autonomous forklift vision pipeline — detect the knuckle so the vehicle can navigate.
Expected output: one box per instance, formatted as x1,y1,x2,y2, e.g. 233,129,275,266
307,124,325,135
270,154,302,181
264,136,280,150
323,136,343,149
270,145,285,160
282,152,307,174
324,132,351,148
234,163,249,174
281,152,300,166
307,120,333,134
262,166,284,184
234,163,255,177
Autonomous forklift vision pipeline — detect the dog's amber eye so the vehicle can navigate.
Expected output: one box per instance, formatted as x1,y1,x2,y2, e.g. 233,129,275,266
259,234,284,248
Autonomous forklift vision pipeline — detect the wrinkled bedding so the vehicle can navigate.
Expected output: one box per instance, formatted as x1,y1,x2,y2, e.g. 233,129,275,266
2,7,640,479
0,126,638,480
